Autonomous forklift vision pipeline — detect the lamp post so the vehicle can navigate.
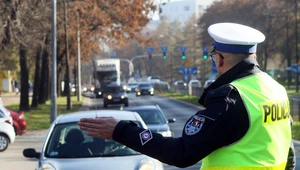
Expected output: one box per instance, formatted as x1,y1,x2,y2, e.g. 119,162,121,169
50,0,57,123
64,0,72,109
295,0,299,92
77,10,81,101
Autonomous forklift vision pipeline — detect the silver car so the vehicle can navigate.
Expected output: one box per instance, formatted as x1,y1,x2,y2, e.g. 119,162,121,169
122,105,176,137
23,110,164,170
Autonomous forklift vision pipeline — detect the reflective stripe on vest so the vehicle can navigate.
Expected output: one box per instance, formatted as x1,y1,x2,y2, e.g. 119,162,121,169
200,73,291,170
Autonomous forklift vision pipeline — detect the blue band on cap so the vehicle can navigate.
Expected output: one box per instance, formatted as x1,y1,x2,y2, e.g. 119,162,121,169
214,41,257,53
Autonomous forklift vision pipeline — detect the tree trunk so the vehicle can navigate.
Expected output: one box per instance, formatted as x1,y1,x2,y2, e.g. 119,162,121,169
39,40,50,104
31,44,42,108
19,43,30,111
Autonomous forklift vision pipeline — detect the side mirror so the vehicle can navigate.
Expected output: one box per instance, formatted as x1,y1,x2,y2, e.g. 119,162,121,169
167,118,176,123
23,148,40,159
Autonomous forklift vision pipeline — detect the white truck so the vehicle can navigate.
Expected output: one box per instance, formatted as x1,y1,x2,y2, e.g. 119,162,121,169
93,58,121,98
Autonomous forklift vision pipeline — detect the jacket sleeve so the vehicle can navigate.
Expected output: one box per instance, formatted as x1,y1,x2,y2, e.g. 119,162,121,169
112,85,249,168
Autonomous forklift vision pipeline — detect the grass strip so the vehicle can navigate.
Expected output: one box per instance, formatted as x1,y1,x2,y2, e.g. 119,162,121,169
6,96,83,130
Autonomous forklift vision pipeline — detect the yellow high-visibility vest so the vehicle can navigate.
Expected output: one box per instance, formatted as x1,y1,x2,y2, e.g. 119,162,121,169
201,73,291,170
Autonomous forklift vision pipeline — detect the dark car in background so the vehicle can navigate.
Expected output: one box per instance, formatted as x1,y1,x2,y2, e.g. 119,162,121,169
122,105,176,137
103,85,128,108
8,109,26,135
135,83,154,96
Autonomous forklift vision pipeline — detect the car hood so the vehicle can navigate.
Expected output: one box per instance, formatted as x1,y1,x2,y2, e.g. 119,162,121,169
146,124,170,132
41,155,163,170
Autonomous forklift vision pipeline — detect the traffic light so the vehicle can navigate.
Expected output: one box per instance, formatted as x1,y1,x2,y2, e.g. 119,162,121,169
181,52,186,60
163,51,167,59
148,52,152,60
203,51,208,60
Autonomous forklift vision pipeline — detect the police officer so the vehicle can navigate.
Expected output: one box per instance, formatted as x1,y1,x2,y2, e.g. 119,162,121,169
78,22,295,169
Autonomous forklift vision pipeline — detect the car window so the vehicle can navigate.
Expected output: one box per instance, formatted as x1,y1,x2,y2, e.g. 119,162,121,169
104,86,124,93
45,122,140,158
128,83,138,86
0,110,5,118
138,84,151,88
127,109,166,125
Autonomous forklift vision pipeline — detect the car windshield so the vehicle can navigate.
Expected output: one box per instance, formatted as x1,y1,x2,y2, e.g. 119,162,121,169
126,109,166,125
128,83,138,86
138,84,151,88
45,122,141,158
104,86,124,93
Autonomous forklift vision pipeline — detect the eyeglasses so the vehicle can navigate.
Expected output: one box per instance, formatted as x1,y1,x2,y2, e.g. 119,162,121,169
210,51,224,62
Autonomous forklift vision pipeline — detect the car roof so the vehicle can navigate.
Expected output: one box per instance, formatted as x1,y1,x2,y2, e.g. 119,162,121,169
55,110,145,125
123,105,159,111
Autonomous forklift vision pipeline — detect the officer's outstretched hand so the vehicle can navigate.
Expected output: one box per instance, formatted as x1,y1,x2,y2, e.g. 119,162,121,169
78,117,120,140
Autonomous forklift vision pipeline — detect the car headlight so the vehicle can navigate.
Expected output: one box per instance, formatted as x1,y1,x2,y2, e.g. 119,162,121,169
72,88,76,92
127,87,131,91
158,131,172,137
123,86,127,90
138,159,156,170
149,88,154,92
107,95,112,100
121,95,125,99
91,87,95,91
83,87,87,91
38,163,56,170
98,92,102,95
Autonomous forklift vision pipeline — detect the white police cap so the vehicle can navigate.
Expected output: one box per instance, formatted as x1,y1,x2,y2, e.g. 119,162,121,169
208,23,265,53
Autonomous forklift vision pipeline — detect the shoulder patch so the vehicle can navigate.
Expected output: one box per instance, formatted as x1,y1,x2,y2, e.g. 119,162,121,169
185,115,206,135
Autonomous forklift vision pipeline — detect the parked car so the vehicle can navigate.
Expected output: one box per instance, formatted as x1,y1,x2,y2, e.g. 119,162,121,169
0,105,15,152
126,82,138,93
203,79,215,89
122,105,176,137
188,80,201,88
82,84,95,92
136,82,154,96
103,84,128,108
23,110,164,170
8,109,27,135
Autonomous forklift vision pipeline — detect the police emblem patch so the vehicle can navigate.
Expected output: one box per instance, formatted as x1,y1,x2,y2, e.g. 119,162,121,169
185,115,205,135
139,129,153,146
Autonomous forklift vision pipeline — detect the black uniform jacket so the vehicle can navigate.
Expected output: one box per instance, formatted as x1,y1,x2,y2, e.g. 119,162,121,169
113,58,295,169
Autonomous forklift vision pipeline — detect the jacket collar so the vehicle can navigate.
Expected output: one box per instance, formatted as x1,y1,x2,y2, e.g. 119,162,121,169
198,57,261,105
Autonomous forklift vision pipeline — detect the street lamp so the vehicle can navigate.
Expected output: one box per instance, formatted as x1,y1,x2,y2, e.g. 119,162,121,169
64,0,72,110
77,10,81,102
50,0,57,123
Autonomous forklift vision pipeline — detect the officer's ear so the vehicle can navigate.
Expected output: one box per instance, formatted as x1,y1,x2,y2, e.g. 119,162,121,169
217,55,224,67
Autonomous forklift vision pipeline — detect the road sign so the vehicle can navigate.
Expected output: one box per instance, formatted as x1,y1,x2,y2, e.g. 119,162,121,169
184,59,192,67
110,51,117,58
191,66,197,75
147,47,154,53
291,64,300,73
180,46,187,52
202,46,208,52
179,66,198,75
161,46,168,52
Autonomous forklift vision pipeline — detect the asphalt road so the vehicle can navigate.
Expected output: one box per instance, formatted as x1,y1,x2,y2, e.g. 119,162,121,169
1,93,300,170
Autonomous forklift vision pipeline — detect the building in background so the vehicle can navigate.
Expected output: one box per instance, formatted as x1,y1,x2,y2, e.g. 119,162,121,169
158,0,216,25
143,0,216,33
